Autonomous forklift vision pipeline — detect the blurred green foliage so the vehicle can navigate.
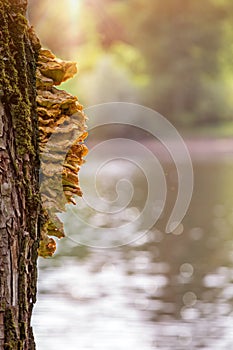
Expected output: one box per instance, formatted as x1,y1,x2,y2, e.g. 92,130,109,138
28,0,233,127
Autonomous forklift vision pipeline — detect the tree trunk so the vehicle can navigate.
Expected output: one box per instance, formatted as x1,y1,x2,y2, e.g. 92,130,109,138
0,1,40,348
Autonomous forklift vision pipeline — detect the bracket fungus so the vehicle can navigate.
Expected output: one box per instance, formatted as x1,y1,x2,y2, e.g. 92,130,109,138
37,48,88,257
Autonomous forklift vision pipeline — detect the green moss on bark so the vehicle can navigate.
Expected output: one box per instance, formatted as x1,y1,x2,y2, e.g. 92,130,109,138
0,3,36,158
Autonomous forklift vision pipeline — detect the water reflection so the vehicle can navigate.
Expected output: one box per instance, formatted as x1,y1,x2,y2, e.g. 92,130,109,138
32,145,233,349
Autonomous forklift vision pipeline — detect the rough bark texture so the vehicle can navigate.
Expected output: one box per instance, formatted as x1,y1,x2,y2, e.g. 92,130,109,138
0,0,40,349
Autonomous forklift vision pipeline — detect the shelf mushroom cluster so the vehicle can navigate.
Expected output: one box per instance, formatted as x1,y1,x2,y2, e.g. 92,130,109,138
36,49,88,257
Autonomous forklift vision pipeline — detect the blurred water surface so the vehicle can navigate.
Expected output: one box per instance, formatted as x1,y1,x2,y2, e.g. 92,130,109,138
32,139,233,350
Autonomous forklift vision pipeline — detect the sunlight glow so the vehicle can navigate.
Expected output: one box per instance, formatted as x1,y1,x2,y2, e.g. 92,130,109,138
68,0,81,18
69,0,82,30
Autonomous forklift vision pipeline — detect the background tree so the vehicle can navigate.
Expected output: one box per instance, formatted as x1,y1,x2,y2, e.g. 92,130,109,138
122,0,233,125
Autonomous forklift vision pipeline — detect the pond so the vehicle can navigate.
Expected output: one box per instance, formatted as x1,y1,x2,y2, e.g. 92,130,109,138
32,138,233,350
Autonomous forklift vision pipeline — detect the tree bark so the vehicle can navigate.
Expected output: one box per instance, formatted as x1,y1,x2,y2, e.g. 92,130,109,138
0,1,40,349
